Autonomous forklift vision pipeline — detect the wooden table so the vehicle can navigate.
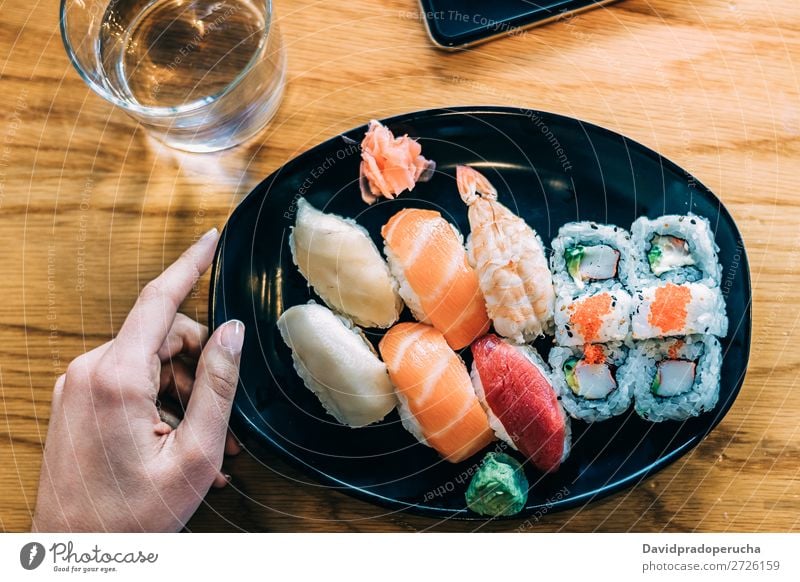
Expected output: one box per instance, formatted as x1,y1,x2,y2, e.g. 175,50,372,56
1,0,798,532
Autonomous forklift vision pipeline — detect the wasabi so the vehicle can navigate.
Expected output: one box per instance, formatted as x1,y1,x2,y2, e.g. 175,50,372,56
465,452,529,517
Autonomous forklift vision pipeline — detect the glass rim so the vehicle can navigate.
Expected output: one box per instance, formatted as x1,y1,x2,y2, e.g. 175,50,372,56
59,0,275,118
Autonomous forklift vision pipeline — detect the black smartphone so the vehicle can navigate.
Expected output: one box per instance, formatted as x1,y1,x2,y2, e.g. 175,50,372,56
418,0,617,49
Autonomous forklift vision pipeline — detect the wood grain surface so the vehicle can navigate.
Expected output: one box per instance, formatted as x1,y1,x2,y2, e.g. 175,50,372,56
1,0,798,532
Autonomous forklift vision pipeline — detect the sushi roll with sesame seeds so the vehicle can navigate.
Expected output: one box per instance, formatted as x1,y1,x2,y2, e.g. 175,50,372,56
630,335,722,422
631,213,722,287
631,282,727,339
551,221,635,296
549,342,635,422
554,288,632,347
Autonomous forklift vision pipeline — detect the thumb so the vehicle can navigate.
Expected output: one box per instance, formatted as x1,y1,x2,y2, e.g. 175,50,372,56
177,320,244,462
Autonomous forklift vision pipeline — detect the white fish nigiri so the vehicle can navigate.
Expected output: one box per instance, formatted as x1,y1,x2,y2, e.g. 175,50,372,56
290,198,402,328
456,166,556,342
277,303,397,427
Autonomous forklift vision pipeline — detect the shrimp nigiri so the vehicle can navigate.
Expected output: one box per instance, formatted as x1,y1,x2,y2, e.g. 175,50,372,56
379,323,494,463
382,208,490,350
456,165,556,342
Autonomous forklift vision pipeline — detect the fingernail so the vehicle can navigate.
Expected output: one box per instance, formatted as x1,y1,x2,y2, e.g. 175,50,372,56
199,227,219,243
224,474,232,483
220,320,245,354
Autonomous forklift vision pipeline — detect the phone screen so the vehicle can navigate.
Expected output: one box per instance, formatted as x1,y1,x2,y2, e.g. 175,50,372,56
417,0,614,48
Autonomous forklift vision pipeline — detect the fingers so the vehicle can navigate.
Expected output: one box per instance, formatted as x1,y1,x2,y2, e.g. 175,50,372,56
115,229,219,358
160,364,244,457
159,357,196,407
225,432,242,456
60,341,113,404
174,320,244,469
50,374,66,413
157,313,208,361
211,472,232,489
54,373,66,394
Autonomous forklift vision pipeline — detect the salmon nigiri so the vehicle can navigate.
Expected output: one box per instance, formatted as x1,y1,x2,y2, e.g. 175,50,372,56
379,323,494,463
382,208,490,350
471,334,571,473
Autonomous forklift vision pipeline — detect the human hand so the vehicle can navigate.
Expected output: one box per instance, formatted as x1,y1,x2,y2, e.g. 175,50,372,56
32,229,244,532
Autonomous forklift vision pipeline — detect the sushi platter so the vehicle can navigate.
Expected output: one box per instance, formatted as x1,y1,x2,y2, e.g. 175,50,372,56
210,107,751,519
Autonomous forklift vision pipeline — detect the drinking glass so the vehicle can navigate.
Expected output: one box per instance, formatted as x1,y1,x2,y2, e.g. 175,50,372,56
60,0,286,152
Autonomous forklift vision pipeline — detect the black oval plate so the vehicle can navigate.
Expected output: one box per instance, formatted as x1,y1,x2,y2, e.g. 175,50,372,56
209,107,751,520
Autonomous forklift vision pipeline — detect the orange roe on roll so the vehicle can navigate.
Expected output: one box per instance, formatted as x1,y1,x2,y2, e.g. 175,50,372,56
667,339,685,359
649,283,691,334
583,344,606,364
569,293,612,343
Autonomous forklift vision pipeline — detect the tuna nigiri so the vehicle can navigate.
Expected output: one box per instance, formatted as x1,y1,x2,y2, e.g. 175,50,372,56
359,120,436,205
277,303,397,427
382,208,490,350
379,323,494,463
290,198,402,328
456,165,556,342
470,334,571,473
